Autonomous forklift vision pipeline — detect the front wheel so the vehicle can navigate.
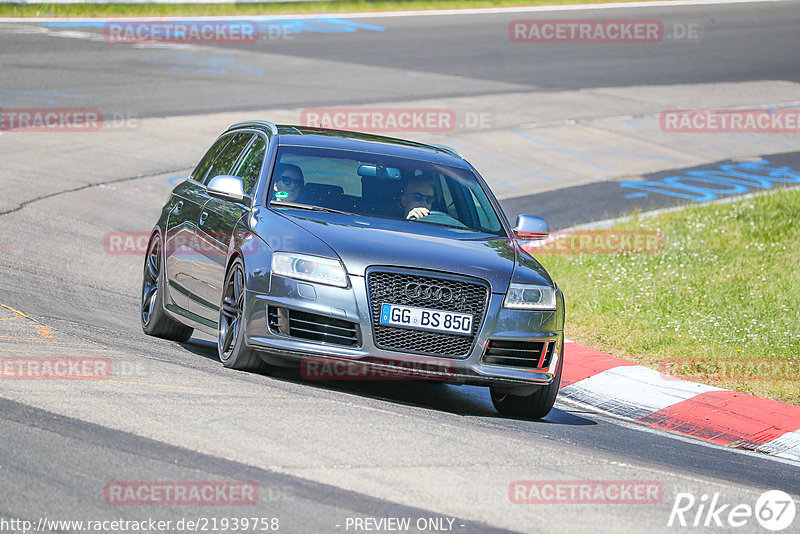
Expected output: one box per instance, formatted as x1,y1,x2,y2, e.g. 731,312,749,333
218,258,267,372
490,345,563,419
141,233,193,343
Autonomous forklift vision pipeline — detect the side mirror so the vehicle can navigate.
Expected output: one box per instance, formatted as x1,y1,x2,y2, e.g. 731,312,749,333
207,175,251,207
513,214,549,241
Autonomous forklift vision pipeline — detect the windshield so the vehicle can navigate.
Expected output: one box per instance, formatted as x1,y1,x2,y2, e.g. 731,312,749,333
268,146,505,236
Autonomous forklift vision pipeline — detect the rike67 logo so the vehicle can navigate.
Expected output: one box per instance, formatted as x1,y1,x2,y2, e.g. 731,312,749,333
668,490,796,531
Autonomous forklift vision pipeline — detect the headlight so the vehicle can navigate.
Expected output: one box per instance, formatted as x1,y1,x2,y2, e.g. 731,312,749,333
503,283,556,310
271,252,348,288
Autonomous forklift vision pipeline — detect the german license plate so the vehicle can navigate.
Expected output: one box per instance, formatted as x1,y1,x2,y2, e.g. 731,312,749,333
379,304,472,336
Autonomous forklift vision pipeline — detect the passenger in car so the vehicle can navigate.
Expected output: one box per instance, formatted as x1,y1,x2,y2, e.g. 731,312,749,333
272,163,305,202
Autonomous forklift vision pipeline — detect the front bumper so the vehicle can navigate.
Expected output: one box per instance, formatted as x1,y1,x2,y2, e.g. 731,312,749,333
243,271,563,389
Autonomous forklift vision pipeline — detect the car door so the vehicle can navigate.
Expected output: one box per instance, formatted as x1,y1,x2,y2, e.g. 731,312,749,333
185,131,257,322
164,133,233,312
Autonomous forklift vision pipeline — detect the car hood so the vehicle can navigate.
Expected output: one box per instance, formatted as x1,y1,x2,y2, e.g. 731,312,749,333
278,210,551,292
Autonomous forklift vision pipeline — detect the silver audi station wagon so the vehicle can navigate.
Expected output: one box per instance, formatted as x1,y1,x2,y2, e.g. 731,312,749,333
142,121,565,418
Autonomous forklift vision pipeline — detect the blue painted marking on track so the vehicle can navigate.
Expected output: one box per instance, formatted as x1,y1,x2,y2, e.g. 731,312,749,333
320,18,386,31
168,176,185,186
619,159,800,202
42,21,107,27
42,18,385,34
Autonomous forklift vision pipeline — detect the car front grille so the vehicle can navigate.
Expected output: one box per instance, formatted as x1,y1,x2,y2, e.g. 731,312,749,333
482,340,553,369
268,306,360,347
366,270,489,358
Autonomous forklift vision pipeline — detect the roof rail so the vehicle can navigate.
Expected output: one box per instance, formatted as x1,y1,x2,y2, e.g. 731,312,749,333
228,121,279,135
428,143,463,160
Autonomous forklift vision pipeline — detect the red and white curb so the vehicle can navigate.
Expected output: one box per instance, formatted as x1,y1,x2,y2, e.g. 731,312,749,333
560,341,800,461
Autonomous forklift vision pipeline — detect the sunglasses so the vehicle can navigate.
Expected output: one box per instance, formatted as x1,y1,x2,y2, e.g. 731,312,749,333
278,176,303,187
411,192,435,203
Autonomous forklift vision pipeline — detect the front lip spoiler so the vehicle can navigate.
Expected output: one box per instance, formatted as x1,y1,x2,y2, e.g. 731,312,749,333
246,340,556,387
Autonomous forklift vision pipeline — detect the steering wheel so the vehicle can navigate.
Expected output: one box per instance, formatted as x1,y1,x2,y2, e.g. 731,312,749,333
417,210,468,228
408,209,447,220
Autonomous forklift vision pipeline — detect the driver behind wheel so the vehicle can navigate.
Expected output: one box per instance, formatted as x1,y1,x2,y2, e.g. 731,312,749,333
400,175,436,220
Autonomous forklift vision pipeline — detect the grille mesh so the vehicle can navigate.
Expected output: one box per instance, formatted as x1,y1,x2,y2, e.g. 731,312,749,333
367,270,489,358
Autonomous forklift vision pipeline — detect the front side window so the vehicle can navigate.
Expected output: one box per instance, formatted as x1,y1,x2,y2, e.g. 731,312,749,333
202,132,253,186
268,146,505,235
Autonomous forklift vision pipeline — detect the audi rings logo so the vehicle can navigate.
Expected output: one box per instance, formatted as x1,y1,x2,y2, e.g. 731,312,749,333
404,282,458,303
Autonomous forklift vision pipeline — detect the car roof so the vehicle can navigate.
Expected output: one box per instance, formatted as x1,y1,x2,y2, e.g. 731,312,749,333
226,121,471,169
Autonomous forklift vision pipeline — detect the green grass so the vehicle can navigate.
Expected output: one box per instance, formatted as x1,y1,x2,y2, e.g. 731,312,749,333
540,187,800,405
0,0,672,18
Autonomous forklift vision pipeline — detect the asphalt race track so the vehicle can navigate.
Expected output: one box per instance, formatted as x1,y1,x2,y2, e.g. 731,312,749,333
1,1,799,533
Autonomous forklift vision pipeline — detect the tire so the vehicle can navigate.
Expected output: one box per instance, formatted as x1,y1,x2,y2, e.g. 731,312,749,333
490,345,563,419
141,233,193,343
218,258,266,372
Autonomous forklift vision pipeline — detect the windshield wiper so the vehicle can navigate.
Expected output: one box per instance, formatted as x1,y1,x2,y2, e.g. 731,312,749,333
415,220,470,231
269,201,351,215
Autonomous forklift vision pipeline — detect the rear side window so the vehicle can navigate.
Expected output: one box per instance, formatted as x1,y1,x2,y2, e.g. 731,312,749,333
202,132,254,186
232,135,267,196
191,134,232,183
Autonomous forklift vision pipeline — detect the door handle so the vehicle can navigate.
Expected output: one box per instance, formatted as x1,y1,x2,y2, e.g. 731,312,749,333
199,211,208,226
172,200,183,213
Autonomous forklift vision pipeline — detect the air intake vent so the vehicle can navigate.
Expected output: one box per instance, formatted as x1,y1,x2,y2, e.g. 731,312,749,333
268,307,359,347
482,340,552,369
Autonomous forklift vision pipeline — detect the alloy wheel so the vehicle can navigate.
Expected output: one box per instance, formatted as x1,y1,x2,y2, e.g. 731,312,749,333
219,263,245,360
141,237,161,327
